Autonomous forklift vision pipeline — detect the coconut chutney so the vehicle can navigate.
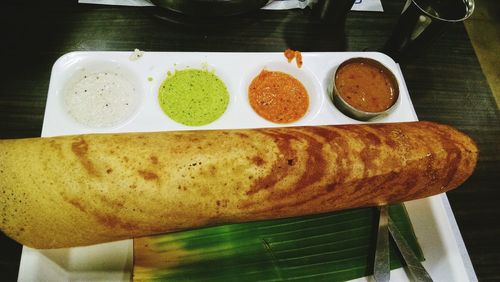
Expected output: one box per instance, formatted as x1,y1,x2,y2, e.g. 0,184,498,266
64,71,138,128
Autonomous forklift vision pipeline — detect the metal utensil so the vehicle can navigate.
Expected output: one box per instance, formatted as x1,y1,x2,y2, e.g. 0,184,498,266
330,57,400,121
374,205,390,282
388,217,433,281
382,0,475,61
151,0,271,17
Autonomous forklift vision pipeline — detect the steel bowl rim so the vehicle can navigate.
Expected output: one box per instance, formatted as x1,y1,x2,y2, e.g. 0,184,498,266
332,57,400,121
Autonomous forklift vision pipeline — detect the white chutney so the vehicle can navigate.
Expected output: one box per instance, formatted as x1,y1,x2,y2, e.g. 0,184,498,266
64,71,137,128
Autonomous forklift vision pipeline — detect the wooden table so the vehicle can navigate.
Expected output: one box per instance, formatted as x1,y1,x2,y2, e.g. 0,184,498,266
1,1,499,280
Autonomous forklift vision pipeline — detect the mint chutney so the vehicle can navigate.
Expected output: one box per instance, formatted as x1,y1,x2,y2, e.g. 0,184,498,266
158,69,229,126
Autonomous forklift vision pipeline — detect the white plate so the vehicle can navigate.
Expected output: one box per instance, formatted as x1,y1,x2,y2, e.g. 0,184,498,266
17,51,476,281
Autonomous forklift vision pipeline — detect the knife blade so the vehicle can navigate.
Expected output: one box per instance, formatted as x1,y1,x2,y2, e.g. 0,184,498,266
388,217,433,282
374,205,390,282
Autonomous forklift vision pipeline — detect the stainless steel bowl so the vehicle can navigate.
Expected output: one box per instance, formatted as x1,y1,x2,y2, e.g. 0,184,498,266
151,0,271,17
330,57,400,121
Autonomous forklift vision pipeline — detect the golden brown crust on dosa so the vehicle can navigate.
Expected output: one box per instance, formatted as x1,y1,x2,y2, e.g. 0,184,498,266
0,121,477,248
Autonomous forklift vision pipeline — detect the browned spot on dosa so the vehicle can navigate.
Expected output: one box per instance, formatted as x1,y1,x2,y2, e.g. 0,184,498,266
71,138,100,177
98,195,126,212
360,147,380,176
254,129,327,210
423,122,464,189
245,131,297,196
308,126,351,192
93,213,138,230
252,156,265,166
288,130,326,192
68,199,86,212
65,193,138,230
48,140,64,158
243,126,394,212
150,156,159,165
138,170,159,181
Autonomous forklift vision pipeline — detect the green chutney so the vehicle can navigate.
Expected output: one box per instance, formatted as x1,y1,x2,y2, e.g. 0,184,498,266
158,69,229,126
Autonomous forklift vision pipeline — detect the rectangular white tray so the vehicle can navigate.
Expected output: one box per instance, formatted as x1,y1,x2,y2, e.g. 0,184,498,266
18,51,476,281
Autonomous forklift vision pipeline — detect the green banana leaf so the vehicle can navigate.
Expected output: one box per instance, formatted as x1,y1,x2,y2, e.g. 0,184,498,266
134,204,423,281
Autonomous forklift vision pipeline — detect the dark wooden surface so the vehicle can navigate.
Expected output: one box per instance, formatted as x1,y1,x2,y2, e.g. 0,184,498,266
1,0,499,281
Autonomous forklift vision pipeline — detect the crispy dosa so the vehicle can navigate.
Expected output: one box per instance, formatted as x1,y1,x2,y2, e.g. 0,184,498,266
0,121,477,249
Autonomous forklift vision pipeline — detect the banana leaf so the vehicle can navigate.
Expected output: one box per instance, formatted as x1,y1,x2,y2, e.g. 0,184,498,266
133,204,423,281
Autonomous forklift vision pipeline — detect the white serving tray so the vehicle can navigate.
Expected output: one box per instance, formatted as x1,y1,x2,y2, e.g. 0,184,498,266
18,51,476,281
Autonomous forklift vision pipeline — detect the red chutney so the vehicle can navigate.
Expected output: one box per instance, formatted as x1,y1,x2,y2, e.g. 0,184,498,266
284,49,295,63
249,70,309,123
284,49,303,68
335,62,396,113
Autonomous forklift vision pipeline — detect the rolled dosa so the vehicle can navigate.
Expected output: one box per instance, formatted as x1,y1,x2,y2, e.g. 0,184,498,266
0,121,477,249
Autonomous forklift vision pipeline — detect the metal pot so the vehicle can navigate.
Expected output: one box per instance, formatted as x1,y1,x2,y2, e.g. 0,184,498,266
151,0,272,17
